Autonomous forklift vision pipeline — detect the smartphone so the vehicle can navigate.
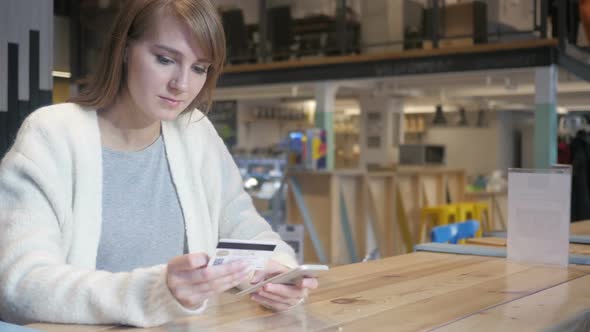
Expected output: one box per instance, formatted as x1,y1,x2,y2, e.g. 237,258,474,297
236,264,329,296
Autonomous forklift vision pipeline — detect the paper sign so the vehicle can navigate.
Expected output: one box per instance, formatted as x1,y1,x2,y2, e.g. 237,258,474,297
507,167,571,267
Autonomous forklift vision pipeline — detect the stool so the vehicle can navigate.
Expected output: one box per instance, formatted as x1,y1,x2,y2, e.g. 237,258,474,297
452,203,482,237
473,202,491,232
419,205,459,243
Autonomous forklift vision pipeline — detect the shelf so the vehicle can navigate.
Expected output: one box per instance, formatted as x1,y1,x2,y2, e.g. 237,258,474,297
244,118,310,124
334,130,359,135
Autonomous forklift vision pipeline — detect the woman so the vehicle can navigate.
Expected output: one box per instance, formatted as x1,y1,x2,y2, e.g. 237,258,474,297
0,0,317,327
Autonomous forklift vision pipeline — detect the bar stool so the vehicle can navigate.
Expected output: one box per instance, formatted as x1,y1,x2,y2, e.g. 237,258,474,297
452,203,482,237
473,202,491,232
419,205,459,243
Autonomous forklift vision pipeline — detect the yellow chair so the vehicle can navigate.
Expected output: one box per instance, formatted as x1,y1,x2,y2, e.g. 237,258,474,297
419,205,459,243
451,203,480,237
453,203,474,220
419,202,491,243
473,202,491,232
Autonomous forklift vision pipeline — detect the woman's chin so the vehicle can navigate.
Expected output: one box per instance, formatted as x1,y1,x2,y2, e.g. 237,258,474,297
154,109,183,122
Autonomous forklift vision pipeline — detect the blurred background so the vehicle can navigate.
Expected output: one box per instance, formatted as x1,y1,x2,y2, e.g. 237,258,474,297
3,0,590,264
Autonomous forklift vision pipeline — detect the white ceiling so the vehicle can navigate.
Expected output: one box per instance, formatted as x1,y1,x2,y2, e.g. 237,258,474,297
215,67,590,114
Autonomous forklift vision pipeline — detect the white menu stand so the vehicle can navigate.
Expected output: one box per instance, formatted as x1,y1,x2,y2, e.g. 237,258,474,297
507,166,572,267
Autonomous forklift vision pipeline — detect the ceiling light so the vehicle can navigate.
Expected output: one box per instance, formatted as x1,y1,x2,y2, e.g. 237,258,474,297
52,70,71,78
244,177,259,189
304,100,316,111
432,104,447,125
476,109,488,127
557,107,568,114
456,107,468,126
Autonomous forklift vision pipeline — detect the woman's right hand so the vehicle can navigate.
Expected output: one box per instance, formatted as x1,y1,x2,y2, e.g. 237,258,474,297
166,253,251,309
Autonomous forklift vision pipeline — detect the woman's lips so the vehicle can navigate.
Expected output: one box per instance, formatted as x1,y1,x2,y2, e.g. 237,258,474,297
159,96,182,108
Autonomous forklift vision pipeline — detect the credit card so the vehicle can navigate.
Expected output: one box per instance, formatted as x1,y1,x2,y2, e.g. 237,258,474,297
208,238,277,270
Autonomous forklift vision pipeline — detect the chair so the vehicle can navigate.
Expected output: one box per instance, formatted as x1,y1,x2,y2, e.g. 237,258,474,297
456,220,480,243
431,223,459,243
453,202,482,237
473,202,491,231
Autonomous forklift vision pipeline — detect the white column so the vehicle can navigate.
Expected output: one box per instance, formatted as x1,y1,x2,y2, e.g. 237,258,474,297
534,66,558,169
314,82,339,170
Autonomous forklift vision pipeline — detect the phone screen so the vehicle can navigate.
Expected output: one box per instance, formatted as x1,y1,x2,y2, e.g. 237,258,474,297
236,265,328,296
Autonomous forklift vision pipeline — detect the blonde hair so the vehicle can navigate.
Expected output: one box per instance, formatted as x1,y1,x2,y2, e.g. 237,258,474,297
70,0,226,114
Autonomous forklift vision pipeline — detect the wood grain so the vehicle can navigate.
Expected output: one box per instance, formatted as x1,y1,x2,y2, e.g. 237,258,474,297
571,220,590,236
433,274,590,331
27,324,114,332
466,237,590,256
30,252,589,332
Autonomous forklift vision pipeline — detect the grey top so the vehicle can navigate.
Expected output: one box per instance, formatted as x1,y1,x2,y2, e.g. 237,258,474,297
96,136,186,273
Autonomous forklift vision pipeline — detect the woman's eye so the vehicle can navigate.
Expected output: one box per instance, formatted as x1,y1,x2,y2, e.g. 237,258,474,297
193,65,208,74
156,55,174,65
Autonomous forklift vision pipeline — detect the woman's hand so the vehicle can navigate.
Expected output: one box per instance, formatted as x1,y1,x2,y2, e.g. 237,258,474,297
166,253,251,309
249,259,319,311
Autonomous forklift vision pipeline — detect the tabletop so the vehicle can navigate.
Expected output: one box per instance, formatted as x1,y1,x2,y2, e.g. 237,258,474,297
466,237,590,256
435,273,590,331
29,252,590,332
571,220,590,236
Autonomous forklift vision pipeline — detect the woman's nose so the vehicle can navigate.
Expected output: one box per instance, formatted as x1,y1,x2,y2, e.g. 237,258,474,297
169,70,189,91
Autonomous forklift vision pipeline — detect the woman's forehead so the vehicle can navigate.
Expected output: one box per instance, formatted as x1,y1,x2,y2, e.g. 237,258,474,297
141,13,208,62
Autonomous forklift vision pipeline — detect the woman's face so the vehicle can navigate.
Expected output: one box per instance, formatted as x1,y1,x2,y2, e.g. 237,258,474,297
123,13,210,122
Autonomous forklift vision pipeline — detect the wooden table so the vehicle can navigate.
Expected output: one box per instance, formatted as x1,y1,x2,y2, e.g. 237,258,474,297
29,252,590,332
435,273,590,331
571,220,590,236
466,237,590,256
485,219,590,242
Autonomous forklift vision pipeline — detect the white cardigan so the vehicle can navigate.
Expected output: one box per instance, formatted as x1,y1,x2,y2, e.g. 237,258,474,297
0,103,296,327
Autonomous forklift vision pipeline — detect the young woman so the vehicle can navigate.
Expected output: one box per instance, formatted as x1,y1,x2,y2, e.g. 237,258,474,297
0,0,317,327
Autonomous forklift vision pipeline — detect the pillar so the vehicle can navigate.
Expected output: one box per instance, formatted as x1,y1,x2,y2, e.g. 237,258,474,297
314,82,338,170
534,66,558,169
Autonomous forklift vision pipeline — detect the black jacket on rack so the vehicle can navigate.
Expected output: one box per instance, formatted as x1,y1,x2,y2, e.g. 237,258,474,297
549,0,580,44
570,130,590,221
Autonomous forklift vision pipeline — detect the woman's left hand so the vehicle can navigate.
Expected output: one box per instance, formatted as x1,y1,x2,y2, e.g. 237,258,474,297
249,259,319,311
